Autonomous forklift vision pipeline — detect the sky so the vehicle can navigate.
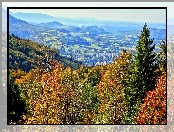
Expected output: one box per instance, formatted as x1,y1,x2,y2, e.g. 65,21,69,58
2,2,174,23
8,9,166,23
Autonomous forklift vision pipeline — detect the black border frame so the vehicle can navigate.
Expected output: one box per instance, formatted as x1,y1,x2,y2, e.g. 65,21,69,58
7,6,167,125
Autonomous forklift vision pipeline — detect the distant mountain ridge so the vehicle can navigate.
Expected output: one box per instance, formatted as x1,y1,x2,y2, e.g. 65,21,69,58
7,8,167,67
9,11,110,26
9,14,28,24
9,12,60,24
9,13,50,39
9,11,167,28
37,21,64,28
8,12,109,46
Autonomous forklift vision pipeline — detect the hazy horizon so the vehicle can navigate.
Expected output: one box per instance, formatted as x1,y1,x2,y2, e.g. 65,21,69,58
8,9,166,24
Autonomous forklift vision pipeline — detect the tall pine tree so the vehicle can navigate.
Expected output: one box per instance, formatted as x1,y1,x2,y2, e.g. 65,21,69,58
124,23,159,124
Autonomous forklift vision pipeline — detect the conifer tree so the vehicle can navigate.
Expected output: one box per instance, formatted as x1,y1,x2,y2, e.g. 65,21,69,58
125,23,159,123
157,39,166,73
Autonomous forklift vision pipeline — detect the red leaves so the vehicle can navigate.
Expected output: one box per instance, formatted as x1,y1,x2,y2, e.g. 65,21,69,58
136,72,166,124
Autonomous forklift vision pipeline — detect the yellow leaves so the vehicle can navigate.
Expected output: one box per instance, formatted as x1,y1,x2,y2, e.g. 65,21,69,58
33,110,40,117
64,66,72,74
20,62,78,124
13,68,42,86
48,118,58,124
13,48,133,124
10,68,27,79
96,51,130,124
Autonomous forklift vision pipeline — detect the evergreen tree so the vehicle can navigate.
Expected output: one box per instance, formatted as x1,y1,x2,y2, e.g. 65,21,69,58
157,39,167,73
125,23,159,124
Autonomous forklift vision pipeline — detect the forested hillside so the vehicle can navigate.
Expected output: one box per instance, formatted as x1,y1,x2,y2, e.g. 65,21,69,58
9,34,82,72
7,11,166,67
8,24,167,124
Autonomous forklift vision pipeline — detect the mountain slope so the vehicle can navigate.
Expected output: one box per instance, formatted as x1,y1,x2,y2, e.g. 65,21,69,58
9,11,104,26
9,12,60,23
9,14,50,39
9,35,82,72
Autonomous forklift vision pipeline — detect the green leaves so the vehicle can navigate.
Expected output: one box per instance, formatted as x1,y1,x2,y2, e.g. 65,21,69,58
9,35,81,72
124,24,161,124
8,24,166,125
97,50,132,124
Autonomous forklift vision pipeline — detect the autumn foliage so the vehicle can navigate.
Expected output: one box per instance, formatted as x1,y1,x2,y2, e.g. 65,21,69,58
97,50,132,124
136,72,166,124
8,24,167,124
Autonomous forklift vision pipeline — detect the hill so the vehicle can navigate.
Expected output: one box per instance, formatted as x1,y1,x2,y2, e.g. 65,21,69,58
8,10,166,67
9,35,82,72
9,11,101,26
9,12,60,24
9,14,51,40
37,21,64,28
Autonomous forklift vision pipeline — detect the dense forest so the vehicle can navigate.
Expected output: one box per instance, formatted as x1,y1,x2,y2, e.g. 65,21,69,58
8,24,167,124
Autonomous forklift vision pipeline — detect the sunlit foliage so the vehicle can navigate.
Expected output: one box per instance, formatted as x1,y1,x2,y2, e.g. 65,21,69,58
8,24,166,124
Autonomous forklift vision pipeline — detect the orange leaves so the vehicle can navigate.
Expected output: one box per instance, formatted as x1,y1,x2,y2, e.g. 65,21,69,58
41,65,62,93
10,69,27,79
88,110,94,119
41,75,47,83
14,68,41,85
22,61,79,124
136,72,166,124
11,50,134,124
146,91,153,98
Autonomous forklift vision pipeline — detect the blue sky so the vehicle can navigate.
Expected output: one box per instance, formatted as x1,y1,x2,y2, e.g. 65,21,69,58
2,2,173,23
